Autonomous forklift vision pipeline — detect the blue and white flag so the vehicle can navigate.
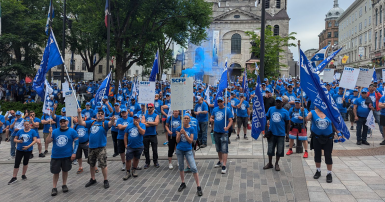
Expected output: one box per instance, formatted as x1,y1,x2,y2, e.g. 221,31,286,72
93,55,97,65
254,62,259,75
242,70,249,101
149,50,159,82
131,77,137,99
205,85,211,104
43,79,53,114
311,45,329,61
45,0,54,35
95,71,111,104
214,59,228,107
251,75,266,140
315,47,343,72
119,80,122,90
373,67,377,81
300,49,350,139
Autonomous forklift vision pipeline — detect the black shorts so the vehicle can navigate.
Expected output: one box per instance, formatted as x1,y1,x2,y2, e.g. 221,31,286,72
118,139,126,154
348,109,355,122
50,157,72,174
237,117,248,128
126,147,144,161
76,142,89,159
380,115,385,127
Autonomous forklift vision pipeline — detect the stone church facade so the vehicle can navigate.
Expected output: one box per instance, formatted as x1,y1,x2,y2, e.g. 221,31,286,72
184,0,291,80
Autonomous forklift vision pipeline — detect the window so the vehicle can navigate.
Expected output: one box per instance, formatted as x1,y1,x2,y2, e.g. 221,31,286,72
369,30,372,41
231,33,241,54
328,41,331,46
381,6,383,23
335,22,339,27
359,35,362,45
376,9,378,26
128,70,131,75
365,2,367,12
327,32,332,38
365,19,367,28
380,30,382,49
82,60,86,71
70,59,75,70
265,0,269,8
334,31,338,38
234,15,240,18
274,25,279,36
98,65,102,73
375,32,378,50
328,21,332,27
136,70,139,75
369,16,371,25
276,0,281,9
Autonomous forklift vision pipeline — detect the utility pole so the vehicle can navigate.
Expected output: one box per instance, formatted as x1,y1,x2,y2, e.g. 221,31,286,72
61,0,66,103
260,0,266,81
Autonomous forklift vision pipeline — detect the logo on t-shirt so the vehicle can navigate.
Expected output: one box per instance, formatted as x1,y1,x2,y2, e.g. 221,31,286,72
272,112,282,122
85,112,90,118
20,134,30,143
91,125,100,134
293,112,299,119
315,118,329,130
345,91,350,96
215,111,224,121
231,100,235,105
155,102,159,108
130,128,139,138
122,122,129,126
147,117,154,122
172,120,180,128
370,95,375,103
336,97,342,104
56,135,68,147
289,96,295,101
130,106,135,111
197,107,202,112
181,131,190,142
77,128,86,137
361,101,368,108
241,104,246,110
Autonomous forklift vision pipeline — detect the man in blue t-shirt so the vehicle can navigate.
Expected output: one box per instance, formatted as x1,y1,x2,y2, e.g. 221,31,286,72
28,111,43,158
194,97,209,147
46,116,79,196
235,93,250,140
210,97,233,174
123,114,146,180
264,97,289,172
348,89,359,130
333,87,348,121
41,110,56,155
379,94,385,145
77,108,116,189
354,88,374,145
116,108,134,171
141,103,159,169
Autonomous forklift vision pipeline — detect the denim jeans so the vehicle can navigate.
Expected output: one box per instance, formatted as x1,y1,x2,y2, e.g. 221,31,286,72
341,112,348,121
176,149,197,173
198,121,208,145
356,117,368,142
10,136,16,157
374,110,383,135
213,132,228,153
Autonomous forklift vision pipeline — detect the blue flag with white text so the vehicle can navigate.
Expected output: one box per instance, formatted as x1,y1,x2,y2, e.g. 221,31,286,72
300,49,350,139
315,47,343,72
251,75,266,140
311,45,329,61
95,72,111,104
149,51,159,82
45,0,54,35
214,60,228,107
242,70,249,101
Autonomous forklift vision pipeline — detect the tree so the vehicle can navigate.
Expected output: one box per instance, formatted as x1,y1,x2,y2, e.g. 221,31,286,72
246,26,296,78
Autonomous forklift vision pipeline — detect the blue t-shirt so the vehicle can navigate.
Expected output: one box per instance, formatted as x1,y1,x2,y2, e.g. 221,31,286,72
166,115,181,137
194,102,209,122
380,96,385,116
289,107,308,124
154,99,163,115
368,92,376,108
51,128,78,158
31,117,41,133
266,107,289,136
85,120,110,148
189,117,199,141
176,126,195,151
82,109,95,120
74,124,89,143
55,115,72,128
117,117,133,139
10,118,24,135
15,129,38,152
310,110,333,136
144,112,158,136
333,93,347,113
124,123,146,148
109,111,121,132
354,97,371,118
212,107,233,133
41,114,56,133
348,95,359,109
230,98,239,114
285,92,297,106
236,100,250,118
129,103,141,115
0,115,5,133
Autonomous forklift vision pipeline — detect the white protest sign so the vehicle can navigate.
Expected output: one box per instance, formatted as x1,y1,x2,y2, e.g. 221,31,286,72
209,76,216,86
138,81,156,104
323,69,334,83
356,68,374,87
366,110,376,130
382,69,385,80
62,82,70,96
171,77,193,110
333,73,341,81
65,90,78,116
84,72,93,81
339,67,359,90
161,74,167,82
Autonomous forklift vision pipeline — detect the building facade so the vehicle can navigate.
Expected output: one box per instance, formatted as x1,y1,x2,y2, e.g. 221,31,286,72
336,0,372,69
371,0,385,72
184,0,291,81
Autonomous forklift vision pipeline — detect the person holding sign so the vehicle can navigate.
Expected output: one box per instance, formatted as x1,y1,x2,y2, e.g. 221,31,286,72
165,110,181,169
354,89,374,145
210,97,233,174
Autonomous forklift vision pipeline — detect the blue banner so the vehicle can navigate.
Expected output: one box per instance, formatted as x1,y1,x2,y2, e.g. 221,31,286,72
251,75,266,140
300,49,350,139
242,70,249,101
95,72,111,104
373,67,377,81
315,47,343,72
214,60,228,107
149,51,159,82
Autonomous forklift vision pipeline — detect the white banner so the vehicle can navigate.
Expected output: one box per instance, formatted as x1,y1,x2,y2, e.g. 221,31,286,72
382,69,385,80
138,81,156,104
356,68,374,87
339,67,359,90
65,90,78,116
84,72,93,81
171,77,193,110
62,81,70,96
323,69,334,83
366,110,376,130
161,74,167,82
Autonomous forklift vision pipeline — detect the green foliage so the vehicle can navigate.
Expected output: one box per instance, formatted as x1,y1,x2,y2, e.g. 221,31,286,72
246,26,297,78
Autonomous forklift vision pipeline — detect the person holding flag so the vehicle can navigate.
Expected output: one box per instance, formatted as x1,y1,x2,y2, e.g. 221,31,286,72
235,93,250,140
194,96,209,148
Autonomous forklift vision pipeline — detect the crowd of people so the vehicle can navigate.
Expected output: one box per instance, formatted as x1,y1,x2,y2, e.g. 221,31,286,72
2,75,385,196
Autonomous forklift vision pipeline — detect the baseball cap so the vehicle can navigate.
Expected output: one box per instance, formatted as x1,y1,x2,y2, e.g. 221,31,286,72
86,102,91,106
28,96,31,98
166,93,171,96
133,114,140,119
276,97,283,102
103,96,108,100
264,78,268,81
148,103,154,108
265,89,270,93
295,98,301,103
15,111,21,116
59,116,68,122
121,108,128,112
361,88,368,93
61,107,66,113
114,102,120,106
217,97,224,101
353,89,358,92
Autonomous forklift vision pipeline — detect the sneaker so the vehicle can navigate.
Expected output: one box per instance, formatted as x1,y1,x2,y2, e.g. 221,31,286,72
163,141,168,145
123,171,131,180
326,173,332,183
104,180,109,189
197,186,203,196
77,168,83,174
39,153,45,158
85,178,97,187
244,136,248,140
112,153,118,157
144,164,150,169
178,183,186,192
121,163,126,171
155,163,160,168
313,170,321,179
201,144,207,148
380,140,385,145
303,151,308,158
236,135,240,140
132,169,138,177
21,175,27,180
44,150,49,154
8,156,15,160
135,166,142,170
5,138,8,142
286,149,293,155
350,126,354,130
214,161,222,168
184,167,192,173
62,185,68,193
263,163,273,170
72,159,77,165
30,154,34,159
169,163,173,170
221,166,227,174
51,188,58,196
177,162,179,167
8,177,17,185
362,140,370,145
356,141,362,145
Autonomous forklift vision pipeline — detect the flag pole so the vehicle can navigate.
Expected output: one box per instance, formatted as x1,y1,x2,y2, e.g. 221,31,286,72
107,0,111,85
48,0,53,85
298,40,304,153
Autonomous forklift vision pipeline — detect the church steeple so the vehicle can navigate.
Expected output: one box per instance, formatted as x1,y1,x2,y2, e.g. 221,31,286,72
334,0,339,8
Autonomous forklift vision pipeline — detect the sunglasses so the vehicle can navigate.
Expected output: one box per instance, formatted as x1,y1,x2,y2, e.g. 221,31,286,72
361,92,367,94
218,101,223,103
184,117,190,119
148,107,153,109
98,113,104,115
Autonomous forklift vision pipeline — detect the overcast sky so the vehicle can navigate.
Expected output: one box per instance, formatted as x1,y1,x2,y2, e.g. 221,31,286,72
287,0,354,60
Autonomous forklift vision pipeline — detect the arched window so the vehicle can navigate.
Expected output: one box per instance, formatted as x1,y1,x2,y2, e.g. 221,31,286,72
328,21,332,27
231,33,241,54
274,25,279,36
265,0,270,8
376,9,378,26
276,0,281,9
230,63,242,68
380,6,383,23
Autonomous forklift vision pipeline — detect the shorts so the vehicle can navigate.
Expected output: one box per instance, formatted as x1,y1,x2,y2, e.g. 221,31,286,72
76,142,89,159
50,157,72,174
348,109,355,122
267,135,285,157
126,146,144,161
381,115,385,127
289,126,307,141
162,118,166,123
237,117,248,128
117,139,126,154
213,132,228,153
88,147,107,169
43,133,50,140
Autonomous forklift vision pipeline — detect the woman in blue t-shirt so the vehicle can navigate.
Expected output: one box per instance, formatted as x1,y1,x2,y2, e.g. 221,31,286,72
165,110,181,169
8,121,38,185
175,115,202,197
306,106,342,184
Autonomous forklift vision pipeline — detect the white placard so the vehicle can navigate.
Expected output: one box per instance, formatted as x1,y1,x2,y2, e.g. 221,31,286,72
209,76,216,86
161,74,167,82
323,69,334,83
138,81,156,104
382,69,385,80
62,82,70,96
339,67,359,90
171,77,193,110
366,111,376,130
333,73,341,81
356,68,374,87
65,91,78,116
84,72,93,81
358,47,365,57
